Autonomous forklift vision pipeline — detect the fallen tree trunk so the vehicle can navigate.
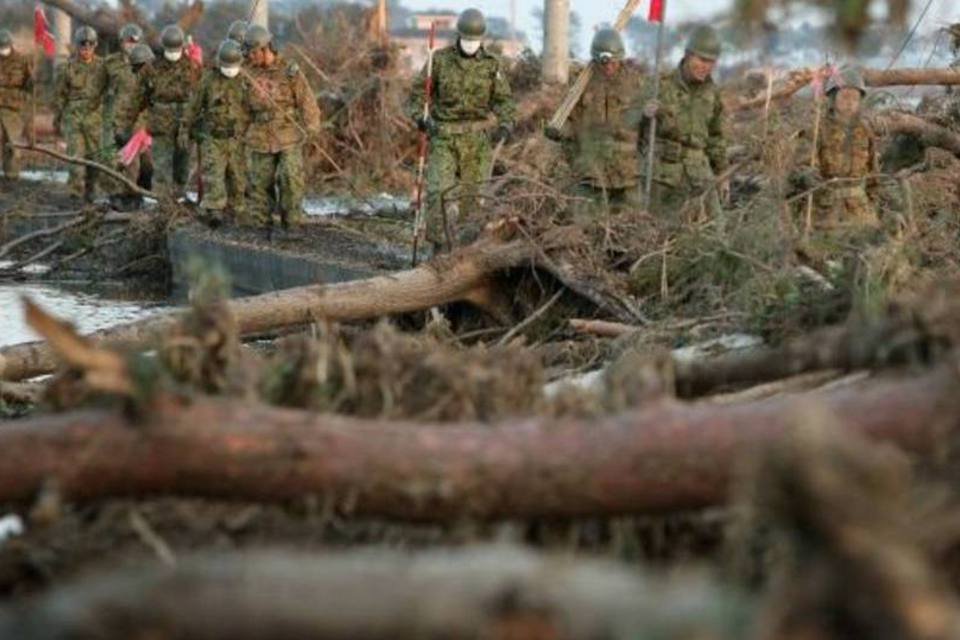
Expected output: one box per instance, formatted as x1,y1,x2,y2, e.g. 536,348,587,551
0,365,956,518
0,548,745,639
870,111,960,157
0,237,539,381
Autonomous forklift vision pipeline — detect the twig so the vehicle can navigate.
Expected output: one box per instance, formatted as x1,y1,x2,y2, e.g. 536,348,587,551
0,215,85,260
128,508,177,567
0,240,64,275
289,44,333,83
496,288,564,346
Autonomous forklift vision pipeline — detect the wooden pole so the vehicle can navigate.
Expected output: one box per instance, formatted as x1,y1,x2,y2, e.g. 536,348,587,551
642,16,666,211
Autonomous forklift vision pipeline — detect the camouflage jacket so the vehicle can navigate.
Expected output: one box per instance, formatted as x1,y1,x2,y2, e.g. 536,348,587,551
639,65,727,174
407,46,515,134
183,68,250,140
0,50,33,111
243,55,321,153
103,51,138,126
54,56,107,117
563,63,643,188
121,55,201,137
818,110,877,181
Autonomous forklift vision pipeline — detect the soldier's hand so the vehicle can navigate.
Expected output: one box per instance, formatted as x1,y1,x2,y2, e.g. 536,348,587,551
544,125,563,142
490,125,511,144
416,116,437,136
643,100,660,119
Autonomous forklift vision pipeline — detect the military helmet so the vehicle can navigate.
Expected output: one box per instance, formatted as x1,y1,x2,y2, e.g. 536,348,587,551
243,24,273,52
129,43,155,66
457,8,487,39
0,29,13,49
118,23,143,43
73,25,98,47
217,39,243,67
227,20,248,44
826,66,866,96
160,25,185,50
590,28,625,63
685,25,721,61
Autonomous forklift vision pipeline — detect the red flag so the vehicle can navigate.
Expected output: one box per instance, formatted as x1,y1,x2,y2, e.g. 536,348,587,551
648,0,664,23
120,129,153,167
34,5,56,58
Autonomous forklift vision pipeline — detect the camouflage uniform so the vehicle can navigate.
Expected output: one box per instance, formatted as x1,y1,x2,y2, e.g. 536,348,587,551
407,45,515,247
244,54,321,227
55,55,108,198
122,55,201,192
638,66,727,220
0,49,32,179
813,109,879,228
561,64,643,220
182,68,249,220
102,49,143,196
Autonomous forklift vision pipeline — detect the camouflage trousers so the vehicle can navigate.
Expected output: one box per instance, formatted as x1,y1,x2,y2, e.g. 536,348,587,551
814,183,879,229
645,150,721,225
425,131,490,249
0,108,24,179
248,146,305,227
198,137,247,221
62,107,102,199
569,182,642,224
152,133,192,194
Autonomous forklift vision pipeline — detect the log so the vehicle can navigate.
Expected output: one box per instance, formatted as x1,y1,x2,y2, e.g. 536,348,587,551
0,236,540,381
0,548,746,639
0,365,956,518
870,111,960,157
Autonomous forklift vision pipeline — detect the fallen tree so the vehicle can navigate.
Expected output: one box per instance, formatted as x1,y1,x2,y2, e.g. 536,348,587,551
0,363,956,519
870,111,960,158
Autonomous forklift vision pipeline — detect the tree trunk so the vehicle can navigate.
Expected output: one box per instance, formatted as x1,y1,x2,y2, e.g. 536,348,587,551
0,365,956,519
0,548,742,639
0,238,539,381
870,111,960,158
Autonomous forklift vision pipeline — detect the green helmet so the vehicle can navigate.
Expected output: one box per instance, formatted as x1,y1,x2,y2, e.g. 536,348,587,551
217,39,243,67
685,25,721,61
73,25,98,47
243,24,273,53
0,29,12,49
227,20,248,44
129,43,155,66
160,25,184,50
118,23,143,43
457,8,486,39
826,66,866,96
590,28,625,63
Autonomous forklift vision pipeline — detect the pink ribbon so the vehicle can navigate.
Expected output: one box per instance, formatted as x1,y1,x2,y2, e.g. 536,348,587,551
186,40,203,65
119,129,153,167
811,64,839,99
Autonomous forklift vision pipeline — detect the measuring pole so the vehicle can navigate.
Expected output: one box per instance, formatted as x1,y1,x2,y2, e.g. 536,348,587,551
642,0,667,211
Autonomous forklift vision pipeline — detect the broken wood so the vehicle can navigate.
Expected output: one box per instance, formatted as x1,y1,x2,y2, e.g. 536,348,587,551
0,216,85,261
568,318,639,338
0,364,956,518
870,111,960,158
13,144,158,200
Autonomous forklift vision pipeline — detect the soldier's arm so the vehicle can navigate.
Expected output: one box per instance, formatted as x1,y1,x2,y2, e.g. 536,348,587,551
181,77,205,137
22,57,35,93
406,60,429,122
705,91,728,173
117,73,148,135
490,58,515,127
53,64,68,122
294,71,322,135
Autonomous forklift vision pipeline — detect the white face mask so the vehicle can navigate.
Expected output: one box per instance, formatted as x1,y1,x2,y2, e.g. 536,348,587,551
459,39,481,56
0,47,11,58
164,48,182,62
220,66,240,78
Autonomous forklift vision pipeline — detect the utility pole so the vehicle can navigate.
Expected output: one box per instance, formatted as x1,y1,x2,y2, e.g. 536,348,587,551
250,0,269,30
542,0,569,84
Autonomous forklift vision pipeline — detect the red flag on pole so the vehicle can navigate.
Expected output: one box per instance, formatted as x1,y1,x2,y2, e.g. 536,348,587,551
648,0,664,23
34,5,56,58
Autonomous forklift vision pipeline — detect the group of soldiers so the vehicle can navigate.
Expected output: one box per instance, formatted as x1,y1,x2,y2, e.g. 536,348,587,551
0,8,886,244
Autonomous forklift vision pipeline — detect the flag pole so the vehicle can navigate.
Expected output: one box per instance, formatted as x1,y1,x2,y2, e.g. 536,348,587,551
642,0,666,211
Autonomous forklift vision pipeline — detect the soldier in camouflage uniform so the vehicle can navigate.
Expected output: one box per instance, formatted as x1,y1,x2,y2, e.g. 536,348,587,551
54,26,107,200
103,23,144,204
124,43,156,193
639,25,727,221
407,8,515,251
0,29,33,179
120,25,201,195
242,25,321,231
545,28,641,220
181,40,249,225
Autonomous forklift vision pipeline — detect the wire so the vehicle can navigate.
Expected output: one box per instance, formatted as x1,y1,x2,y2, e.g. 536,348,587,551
886,0,938,70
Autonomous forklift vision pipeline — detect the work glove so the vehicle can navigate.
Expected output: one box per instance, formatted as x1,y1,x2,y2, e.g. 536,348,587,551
544,125,564,142
490,125,511,144
416,115,437,136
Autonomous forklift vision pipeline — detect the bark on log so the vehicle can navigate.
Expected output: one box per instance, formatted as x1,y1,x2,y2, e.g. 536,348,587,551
0,548,746,639
869,111,960,158
0,365,956,519
0,237,539,381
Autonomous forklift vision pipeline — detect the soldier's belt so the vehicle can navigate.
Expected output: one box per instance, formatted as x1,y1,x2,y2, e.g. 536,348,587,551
436,118,494,135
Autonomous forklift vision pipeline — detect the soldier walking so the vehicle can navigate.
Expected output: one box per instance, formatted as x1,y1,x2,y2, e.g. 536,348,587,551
0,29,33,180
407,8,516,252
242,25,321,234
54,26,107,201
182,40,249,225
545,28,642,220
103,23,145,206
640,25,728,221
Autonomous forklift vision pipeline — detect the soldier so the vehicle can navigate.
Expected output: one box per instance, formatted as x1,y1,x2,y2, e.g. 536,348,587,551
407,8,515,252
809,67,880,228
0,28,33,180
242,25,321,233
120,24,201,195
545,28,641,220
103,22,144,206
226,20,248,46
639,25,727,221
54,26,107,201
181,40,249,225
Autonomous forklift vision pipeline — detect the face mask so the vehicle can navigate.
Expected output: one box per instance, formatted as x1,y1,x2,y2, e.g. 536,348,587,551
0,47,11,57
220,66,240,78
122,42,136,55
164,49,182,62
459,39,481,56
